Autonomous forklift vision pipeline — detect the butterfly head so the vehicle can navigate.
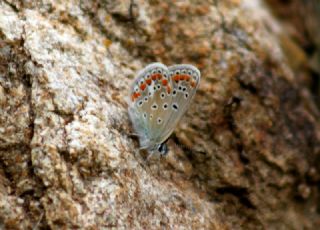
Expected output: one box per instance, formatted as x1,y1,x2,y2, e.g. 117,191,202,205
147,142,168,156
157,143,168,156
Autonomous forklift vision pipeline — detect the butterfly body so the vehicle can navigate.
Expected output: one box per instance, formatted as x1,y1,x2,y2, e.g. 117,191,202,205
128,63,200,157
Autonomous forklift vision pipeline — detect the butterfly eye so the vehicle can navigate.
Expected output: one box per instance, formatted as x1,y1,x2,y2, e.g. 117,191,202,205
158,143,168,156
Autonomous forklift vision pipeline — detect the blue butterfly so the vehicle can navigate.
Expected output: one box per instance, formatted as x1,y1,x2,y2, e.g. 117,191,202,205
128,63,200,157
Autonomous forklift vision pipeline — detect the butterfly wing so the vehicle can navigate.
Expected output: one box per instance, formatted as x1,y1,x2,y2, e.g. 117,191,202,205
128,63,173,150
153,64,201,144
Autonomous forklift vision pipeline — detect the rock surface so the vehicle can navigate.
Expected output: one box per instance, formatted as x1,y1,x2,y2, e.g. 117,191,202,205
0,0,319,229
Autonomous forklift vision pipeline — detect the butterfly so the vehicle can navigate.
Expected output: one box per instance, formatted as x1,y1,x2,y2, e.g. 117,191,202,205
128,63,201,157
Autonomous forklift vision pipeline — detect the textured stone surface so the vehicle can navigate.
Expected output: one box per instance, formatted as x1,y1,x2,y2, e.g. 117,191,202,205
265,0,320,103
0,0,319,229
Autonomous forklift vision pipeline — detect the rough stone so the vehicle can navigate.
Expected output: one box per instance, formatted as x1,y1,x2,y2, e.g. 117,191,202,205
0,0,319,229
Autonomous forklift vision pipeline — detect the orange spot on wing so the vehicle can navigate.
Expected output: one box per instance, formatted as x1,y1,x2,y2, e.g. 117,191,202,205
185,75,191,81
173,75,180,82
180,75,188,81
146,78,152,85
151,74,162,81
167,85,171,93
190,81,196,88
140,83,147,91
162,79,168,86
132,92,141,101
